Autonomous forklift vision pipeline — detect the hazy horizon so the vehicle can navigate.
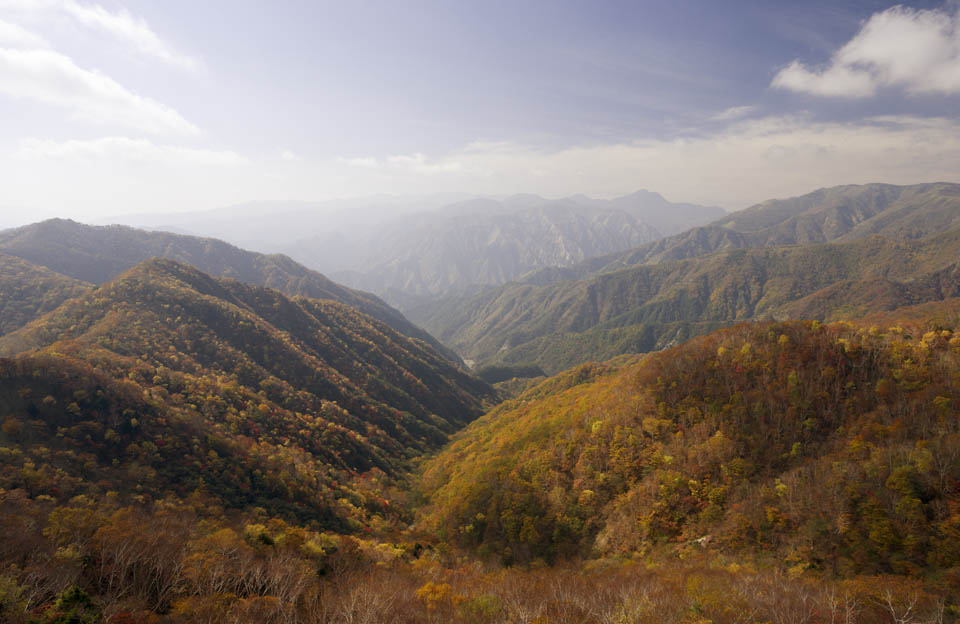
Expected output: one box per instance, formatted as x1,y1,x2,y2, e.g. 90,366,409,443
2,0,960,225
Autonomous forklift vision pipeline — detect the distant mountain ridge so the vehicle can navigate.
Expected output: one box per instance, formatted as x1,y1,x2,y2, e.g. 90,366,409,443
79,191,724,312
291,191,724,310
0,218,458,362
99,194,476,251
524,182,960,285
412,183,960,373
566,189,726,236
328,200,662,310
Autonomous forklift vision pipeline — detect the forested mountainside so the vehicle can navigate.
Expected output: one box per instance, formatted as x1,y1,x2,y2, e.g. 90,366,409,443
415,220,960,375
2,187,957,623
0,219,457,362
284,192,722,310
0,253,93,335
524,182,960,285
1,294,958,622
0,258,493,527
419,312,960,577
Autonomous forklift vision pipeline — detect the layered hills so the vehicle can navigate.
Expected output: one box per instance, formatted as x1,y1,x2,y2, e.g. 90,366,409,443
329,200,659,310
0,258,493,527
2,216,960,621
526,182,960,284
98,191,722,312
419,312,960,574
287,191,723,310
0,218,457,361
0,253,93,335
414,183,960,373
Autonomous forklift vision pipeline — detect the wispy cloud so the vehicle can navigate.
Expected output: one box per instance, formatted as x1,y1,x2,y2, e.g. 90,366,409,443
326,116,960,208
337,156,378,168
0,0,198,69
0,18,47,47
386,152,465,174
707,105,758,122
280,149,299,162
62,2,197,70
18,136,248,166
772,6,960,98
6,116,958,218
338,152,467,174
0,47,199,134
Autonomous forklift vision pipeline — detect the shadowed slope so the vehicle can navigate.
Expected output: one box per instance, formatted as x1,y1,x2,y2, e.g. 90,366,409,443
0,258,494,526
0,218,459,363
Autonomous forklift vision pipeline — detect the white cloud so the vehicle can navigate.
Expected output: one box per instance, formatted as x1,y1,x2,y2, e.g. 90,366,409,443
280,149,299,161
18,136,247,166
386,152,465,174
321,116,960,208
339,152,467,174
0,18,48,47
0,47,198,134
337,156,378,168
772,6,960,98
61,2,197,70
773,61,879,97
0,0,197,69
3,115,959,219
708,105,758,122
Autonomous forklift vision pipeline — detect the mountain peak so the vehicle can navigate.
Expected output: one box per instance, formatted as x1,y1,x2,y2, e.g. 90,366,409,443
620,189,668,202
0,218,460,362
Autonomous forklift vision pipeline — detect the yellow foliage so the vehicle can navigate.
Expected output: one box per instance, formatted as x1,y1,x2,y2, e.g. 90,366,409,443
415,580,465,611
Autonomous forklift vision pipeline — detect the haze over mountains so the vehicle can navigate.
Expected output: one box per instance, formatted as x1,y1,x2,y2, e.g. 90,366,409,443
98,195,475,250
410,182,960,373
104,190,724,310
4,181,958,378
7,0,960,619
0,218,457,362
2,179,960,622
524,182,960,284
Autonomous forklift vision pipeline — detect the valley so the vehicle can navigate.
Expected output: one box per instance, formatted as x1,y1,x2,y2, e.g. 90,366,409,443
6,1,960,619
1,181,959,623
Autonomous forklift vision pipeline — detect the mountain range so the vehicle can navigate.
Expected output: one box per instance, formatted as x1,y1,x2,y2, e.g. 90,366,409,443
325,200,662,310
0,218,458,363
2,181,960,622
524,182,960,285
99,191,723,311
314,192,724,309
0,257,493,527
411,182,960,373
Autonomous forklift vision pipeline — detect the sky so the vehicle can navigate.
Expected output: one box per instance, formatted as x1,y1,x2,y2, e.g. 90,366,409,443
1,0,960,225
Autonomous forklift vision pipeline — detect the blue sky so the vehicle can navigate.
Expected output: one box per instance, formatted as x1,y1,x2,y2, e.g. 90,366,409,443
1,0,959,224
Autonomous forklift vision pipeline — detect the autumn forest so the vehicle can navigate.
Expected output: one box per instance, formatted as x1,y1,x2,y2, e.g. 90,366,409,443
0,183,957,624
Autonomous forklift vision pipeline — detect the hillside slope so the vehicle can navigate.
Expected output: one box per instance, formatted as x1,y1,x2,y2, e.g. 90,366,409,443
0,219,457,362
524,182,960,285
0,258,493,526
0,253,93,335
419,314,960,575
414,226,960,373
